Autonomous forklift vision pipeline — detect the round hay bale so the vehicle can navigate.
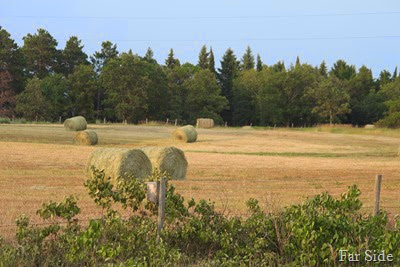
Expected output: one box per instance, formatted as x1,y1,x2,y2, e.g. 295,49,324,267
242,126,254,130
64,116,87,131
364,124,375,129
74,130,98,146
172,125,197,143
140,146,188,180
196,118,214,128
87,148,152,181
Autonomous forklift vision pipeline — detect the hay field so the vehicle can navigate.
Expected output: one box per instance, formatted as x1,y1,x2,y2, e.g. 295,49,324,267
1,123,400,238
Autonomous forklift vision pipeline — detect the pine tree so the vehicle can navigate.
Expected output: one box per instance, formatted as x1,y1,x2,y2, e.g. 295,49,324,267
165,48,180,69
90,41,119,73
0,26,24,95
256,54,263,71
295,56,301,67
90,41,118,119
22,28,60,78
217,48,239,123
319,61,328,77
241,46,255,70
393,66,398,79
61,36,88,75
144,47,156,64
330,60,356,80
198,45,209,69
378,70,392,86
208,47,216,74
272,61,286,72
0,71,15,117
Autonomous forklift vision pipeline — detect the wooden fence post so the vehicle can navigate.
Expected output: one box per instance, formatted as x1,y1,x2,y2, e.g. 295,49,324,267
156,177,166,243
374,174,383,216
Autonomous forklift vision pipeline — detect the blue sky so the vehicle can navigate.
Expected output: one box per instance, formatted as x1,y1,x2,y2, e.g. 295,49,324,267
1,0,399,76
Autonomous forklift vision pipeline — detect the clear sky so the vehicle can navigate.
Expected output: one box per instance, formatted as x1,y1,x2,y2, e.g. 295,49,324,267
1,0,399,76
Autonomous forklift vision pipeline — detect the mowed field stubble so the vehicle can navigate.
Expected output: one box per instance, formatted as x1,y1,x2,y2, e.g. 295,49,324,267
1,123,400,239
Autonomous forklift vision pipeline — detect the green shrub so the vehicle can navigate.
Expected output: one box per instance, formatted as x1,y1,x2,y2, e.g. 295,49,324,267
377,112,400,128
0,117,11,124
1,170,399,266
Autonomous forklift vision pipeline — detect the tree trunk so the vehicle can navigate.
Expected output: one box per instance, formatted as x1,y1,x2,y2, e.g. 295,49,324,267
96,90,100,120
329,110,333,126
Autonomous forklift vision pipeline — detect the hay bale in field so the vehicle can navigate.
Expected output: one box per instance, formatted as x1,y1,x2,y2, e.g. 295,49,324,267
196,118,214,128
64,116,87,131
172,125,197,143
140,146,188,180
87,148,152,181
365,124,375,129
74,130,98,146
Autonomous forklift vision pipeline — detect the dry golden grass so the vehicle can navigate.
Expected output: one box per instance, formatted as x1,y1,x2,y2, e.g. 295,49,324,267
1,123,400,240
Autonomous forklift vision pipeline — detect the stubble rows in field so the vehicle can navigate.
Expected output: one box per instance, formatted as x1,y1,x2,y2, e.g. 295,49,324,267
1,124,399,239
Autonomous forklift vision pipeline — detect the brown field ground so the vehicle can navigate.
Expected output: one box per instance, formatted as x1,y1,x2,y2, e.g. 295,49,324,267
1,123,400,240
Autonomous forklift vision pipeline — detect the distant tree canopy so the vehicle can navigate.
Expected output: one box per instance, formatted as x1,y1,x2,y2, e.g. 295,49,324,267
0,26,397,127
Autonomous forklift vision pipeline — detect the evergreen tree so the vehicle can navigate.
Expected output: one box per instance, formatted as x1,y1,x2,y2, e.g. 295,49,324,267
378,70,392,87
319,61,328,77
67,64,97,119
256,54,263,72
0,71,15,117
144,47,157,64
241,46,255,70
330,60,356,80
217,48,239,123
143,60,170,120
166,63,199,122
347,65,381,125
198,45,209,69
90,41,119,73
165,48,180,69
90,41,118,119
41,73,69,120
295,56,301,67
392,66,398,79
208,47,216,74
271,61,286,72
21,28,60,78
0,26,22,113
61,36,88,75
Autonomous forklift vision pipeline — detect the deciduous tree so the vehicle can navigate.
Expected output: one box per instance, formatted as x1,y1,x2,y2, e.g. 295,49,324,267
310,75,350,125
15,78,47,120
185,69,228,124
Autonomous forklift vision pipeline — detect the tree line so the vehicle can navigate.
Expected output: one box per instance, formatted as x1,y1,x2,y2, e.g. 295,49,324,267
1,26,400,127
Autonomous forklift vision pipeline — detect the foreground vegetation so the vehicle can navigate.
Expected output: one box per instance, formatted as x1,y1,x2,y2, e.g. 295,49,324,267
1,170,399,266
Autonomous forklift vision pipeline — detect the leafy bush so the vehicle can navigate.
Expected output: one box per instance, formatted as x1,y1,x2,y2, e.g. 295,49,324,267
0,117,11,124
1,170,399,266
377,112,400,128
